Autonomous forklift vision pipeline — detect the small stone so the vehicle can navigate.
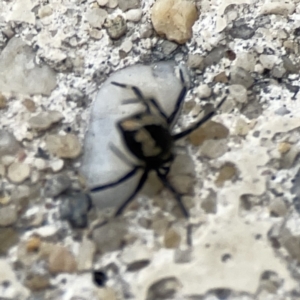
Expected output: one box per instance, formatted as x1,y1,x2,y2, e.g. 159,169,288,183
22,99,36,112
214,71,228,83
0,130,20,158
77,236,96,271
234,52,256,72
215,163,237,187
105,16,127,40
45,134,82,158
282,56,299,74
259,54,278,70
28,111,63,131
34,158,48,171
174,248,192,263
146,277,181,300
92,219,128,253
151,214,170,235
278,227,300,263
197,84,211,99
271,64,286,79
44,174,71,198
228,84,247,103
107,0,118,8
200,139,228,159
164,227,181,248
201,190,217,214
8,162,31,183
0,205,18,226
125,8,143,22
0,93,7,109
278,142,291,154
187,54,204,69
0,164,5,177
120,40,133,53
0,228,19,254
269,198,288,217
140,24,153,38
85,7,107,28
229,23,255,40
151,0,198,44
25,273,50,291
48,245,77,274
59,191,91,228
234,118,250,136
97,0,109,6
89,28,103,40
118,0,140,12
38,5,53,18
274,107,290,116
260,2,295,16
26,236,41,252
189,120,229,146
50,159,64,172
161,40,178,56
230,66,254,89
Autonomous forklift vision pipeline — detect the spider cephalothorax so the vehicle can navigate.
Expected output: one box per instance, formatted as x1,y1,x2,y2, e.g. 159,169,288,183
90,69,226,235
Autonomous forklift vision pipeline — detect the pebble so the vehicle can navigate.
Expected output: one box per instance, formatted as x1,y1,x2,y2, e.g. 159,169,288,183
89,28,103,40
259,54,278,70
202,46,226,69
59,191,91,228
28,111,63,131
189,120,229,146
44,174,71,197
260,2,295,16
234,118,250,136
22,99,36,112
215,163,237,187
201,190,217,214
77,236,96,271
33,158,48,170
0,204,18,226
45,134,82,158
214,71,228,83
146,277,181,300
125,8,143,22
25,272,50,291
0,93,7,109
271,64,286,79
278,227,300,263
120,40,133,53
105,16,127,40
97,0,109,6
0,37,56,95
0,228,19,254
26,236,42,252
107,0,118,8
161,40,178,55
151,0,198,44
85,7,107,28
164,227,181,248
140,23,153,38
8,162,31,183
230,66,254,89
278,142,291,154
118,0,140,12
274,107,290,116
50,159,64,172
0,130,20,158
229,23,255,40
92,219,128,253
196,84,212,99
200,139,228,159
0,164,5,177
282,56,299,74
48,245,77,274
269,198,288,217
234,52,256,72
229,84,248,103
187,54,204,69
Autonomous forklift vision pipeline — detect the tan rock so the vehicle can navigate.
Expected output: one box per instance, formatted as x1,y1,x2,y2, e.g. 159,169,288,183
164,227,181,248
151,0,198,44
7,162,31,183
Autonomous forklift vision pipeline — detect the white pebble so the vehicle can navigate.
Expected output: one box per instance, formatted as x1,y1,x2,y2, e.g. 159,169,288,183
125,9,143,22
34,158,48,170
1,155,15,166
51,159,64,172
197,84,211,99
8,162,31,183
97,0,109,6
259,54,278,70
260,2,295,16
229,84,247,103
120,40,133,53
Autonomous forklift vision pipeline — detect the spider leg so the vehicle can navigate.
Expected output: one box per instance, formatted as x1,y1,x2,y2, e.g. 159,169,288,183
90,166,141,192
167,69,187,125
156,170,192,246
114,170,149,216
173,96,227,140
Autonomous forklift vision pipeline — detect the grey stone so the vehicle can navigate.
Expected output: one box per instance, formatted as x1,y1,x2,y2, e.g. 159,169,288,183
92,218,128,253
202,46,226,69
0,228,19,255
200,139,228,159
271,64,286,78
230,67,254,89
118,0,140,12
0,205,18,226
146,277,181,300
44,174,72,198
105,16,127,40
28,111,63,131
59,191,91,228
0,130,20,158
282,56,300,74
161,40,178,56
274,107,290,116
0,37,56,95
85,7,107,28
229,24,255,40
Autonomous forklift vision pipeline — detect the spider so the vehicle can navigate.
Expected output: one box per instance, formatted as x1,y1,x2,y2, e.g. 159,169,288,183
89,70,226,239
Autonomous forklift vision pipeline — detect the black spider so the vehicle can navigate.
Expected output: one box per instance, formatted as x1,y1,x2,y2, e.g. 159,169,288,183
90,70,226,243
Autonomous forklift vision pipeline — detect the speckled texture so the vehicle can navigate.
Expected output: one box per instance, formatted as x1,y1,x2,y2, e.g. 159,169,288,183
1,0,300,299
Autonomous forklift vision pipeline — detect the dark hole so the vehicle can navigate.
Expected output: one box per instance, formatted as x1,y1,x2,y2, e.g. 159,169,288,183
221,253,232,262
93,270,107,287
255,234,262,240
